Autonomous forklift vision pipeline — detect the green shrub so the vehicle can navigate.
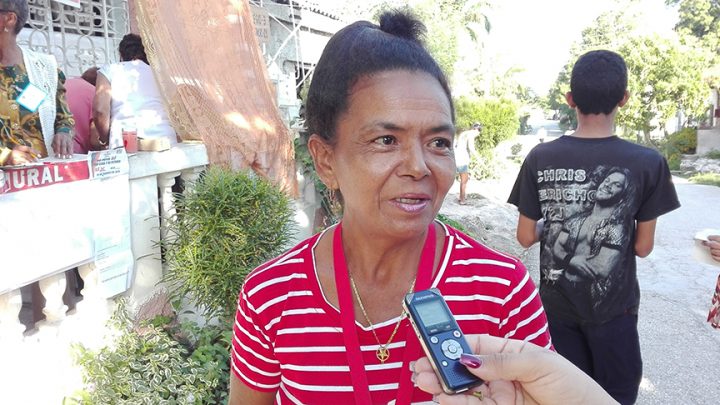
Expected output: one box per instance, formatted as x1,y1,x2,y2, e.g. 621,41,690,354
162,167,295,320
69,301,231,404
664,128,697,169
455,97,520,149
705,150,720,160
469,148,502,180
455,97,519,179
436,213,467,233
689,173,720,187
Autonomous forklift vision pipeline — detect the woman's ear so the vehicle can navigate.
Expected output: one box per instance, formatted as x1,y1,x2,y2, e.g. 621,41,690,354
307,134,338,190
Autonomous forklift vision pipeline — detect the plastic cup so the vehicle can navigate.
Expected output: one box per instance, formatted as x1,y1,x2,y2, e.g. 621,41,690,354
122,128,138,153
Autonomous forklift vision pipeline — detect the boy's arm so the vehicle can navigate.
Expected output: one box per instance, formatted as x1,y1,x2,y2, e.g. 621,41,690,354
517,214,542,248
634,219,657,258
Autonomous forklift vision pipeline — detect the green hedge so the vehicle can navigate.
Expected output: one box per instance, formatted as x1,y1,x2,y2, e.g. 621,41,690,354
664,128,697,170
162,167,295,321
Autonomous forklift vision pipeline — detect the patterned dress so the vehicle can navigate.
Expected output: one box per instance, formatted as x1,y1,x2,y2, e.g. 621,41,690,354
0,63,74,165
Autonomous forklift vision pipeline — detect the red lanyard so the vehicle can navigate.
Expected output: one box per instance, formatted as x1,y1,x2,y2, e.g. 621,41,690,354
333,222,436,405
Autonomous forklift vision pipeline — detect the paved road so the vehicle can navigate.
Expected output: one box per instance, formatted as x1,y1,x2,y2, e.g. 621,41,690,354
636,180,720,404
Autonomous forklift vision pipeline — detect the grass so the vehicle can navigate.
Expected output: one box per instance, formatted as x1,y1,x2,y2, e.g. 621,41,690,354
689,173,720,187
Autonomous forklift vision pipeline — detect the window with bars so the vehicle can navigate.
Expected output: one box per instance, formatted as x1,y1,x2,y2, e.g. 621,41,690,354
19,0,130,77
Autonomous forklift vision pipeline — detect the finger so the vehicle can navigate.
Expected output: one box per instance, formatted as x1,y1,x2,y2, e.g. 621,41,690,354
434,392,484,405
414,357,434,373
704,240,720,249
707,235,720,243
415,370,444,395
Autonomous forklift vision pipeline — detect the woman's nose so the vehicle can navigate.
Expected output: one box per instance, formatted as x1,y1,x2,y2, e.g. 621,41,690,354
400,141,431,179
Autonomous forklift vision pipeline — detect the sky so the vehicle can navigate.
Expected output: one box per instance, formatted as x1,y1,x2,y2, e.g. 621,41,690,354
483,0,679,95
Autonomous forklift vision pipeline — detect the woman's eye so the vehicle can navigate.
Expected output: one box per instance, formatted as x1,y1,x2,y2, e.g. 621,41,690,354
431,138,452,148
373,135,396,145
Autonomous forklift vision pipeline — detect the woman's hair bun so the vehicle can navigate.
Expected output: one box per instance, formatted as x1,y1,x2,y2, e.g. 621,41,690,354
378,9,426,43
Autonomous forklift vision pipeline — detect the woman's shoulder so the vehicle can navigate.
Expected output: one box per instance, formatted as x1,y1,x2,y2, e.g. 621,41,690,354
439,222,528,285
241,231,324,296
441,222,523,268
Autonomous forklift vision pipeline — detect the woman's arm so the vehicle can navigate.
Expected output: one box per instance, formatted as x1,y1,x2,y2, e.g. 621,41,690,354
52,69,75,158
92,72,112,146
229,373,276,405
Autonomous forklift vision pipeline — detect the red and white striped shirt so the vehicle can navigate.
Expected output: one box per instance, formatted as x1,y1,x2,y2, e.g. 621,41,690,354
232,223,551,404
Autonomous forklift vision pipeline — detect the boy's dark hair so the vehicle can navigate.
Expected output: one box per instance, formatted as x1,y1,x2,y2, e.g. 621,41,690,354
119,33,149,64
570,50,627,115
305,9,454,142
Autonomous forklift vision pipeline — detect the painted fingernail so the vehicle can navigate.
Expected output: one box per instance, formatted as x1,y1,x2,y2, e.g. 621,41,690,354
460,353,482,369
408,361,416,372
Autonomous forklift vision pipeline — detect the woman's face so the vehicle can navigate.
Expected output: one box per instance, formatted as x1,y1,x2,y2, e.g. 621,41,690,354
312,70,455,239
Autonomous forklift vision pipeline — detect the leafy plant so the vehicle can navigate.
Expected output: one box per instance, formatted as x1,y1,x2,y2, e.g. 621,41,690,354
704,150,720,160
437,213,467,233
664,127,697,169
689,172,720,187
455,97,519,148
162,167,295,321
69,300,231,404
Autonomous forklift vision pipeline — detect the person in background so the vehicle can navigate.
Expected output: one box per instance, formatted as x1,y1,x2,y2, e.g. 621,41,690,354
0,0,74,166
704,235,720,262
454,122,480,205
508,50,680,404
65,67,98,154
92,33,176,150
414,334,618,405
228,10,551,405
704,235,720,328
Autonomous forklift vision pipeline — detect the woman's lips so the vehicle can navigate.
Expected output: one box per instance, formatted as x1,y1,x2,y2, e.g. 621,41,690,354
391,195,431,213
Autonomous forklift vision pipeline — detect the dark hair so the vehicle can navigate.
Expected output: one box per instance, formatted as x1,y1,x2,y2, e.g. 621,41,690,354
81,66,98,86
305,9,454,142
119,33,148,64
570,50,627,115
0,0,29,35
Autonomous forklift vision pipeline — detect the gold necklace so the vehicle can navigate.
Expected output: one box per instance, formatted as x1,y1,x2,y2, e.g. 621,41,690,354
349,274,416,363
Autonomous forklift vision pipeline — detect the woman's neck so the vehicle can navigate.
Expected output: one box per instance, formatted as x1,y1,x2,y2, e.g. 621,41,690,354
0,37,22,67
339,218,429,285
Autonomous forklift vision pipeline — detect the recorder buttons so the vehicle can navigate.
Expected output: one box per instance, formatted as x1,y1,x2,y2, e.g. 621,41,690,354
430,336,439,344
441,339,463,360
441,360,449,367
453,330,461,338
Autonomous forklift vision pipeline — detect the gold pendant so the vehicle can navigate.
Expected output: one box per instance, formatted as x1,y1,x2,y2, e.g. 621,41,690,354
376,346,390,363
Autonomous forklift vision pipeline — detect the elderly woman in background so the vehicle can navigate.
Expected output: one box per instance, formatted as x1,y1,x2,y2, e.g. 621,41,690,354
0,0,74,166
229,9,551,405
92,33,176,150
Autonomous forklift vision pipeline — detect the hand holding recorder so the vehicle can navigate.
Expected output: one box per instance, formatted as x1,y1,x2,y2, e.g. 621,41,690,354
412,334,618,405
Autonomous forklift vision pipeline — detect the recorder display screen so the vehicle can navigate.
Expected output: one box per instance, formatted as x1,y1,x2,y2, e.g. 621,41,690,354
415,299,451,328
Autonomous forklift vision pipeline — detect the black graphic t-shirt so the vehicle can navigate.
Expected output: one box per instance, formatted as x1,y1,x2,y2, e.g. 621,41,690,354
508,136,680,324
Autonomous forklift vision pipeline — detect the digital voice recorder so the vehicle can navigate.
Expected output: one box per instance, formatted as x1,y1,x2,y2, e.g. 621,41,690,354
404,288,482,395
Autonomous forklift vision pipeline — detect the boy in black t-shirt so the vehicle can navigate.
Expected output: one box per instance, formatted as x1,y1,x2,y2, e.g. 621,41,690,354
508,50,680,405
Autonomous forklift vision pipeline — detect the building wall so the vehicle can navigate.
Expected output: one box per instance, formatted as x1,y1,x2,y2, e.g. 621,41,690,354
252,1,343,124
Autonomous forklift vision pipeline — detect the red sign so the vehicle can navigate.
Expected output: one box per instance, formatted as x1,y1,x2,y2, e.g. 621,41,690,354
1,160,90,194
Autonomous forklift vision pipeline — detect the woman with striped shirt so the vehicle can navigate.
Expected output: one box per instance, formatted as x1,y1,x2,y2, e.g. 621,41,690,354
229,10,552,405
